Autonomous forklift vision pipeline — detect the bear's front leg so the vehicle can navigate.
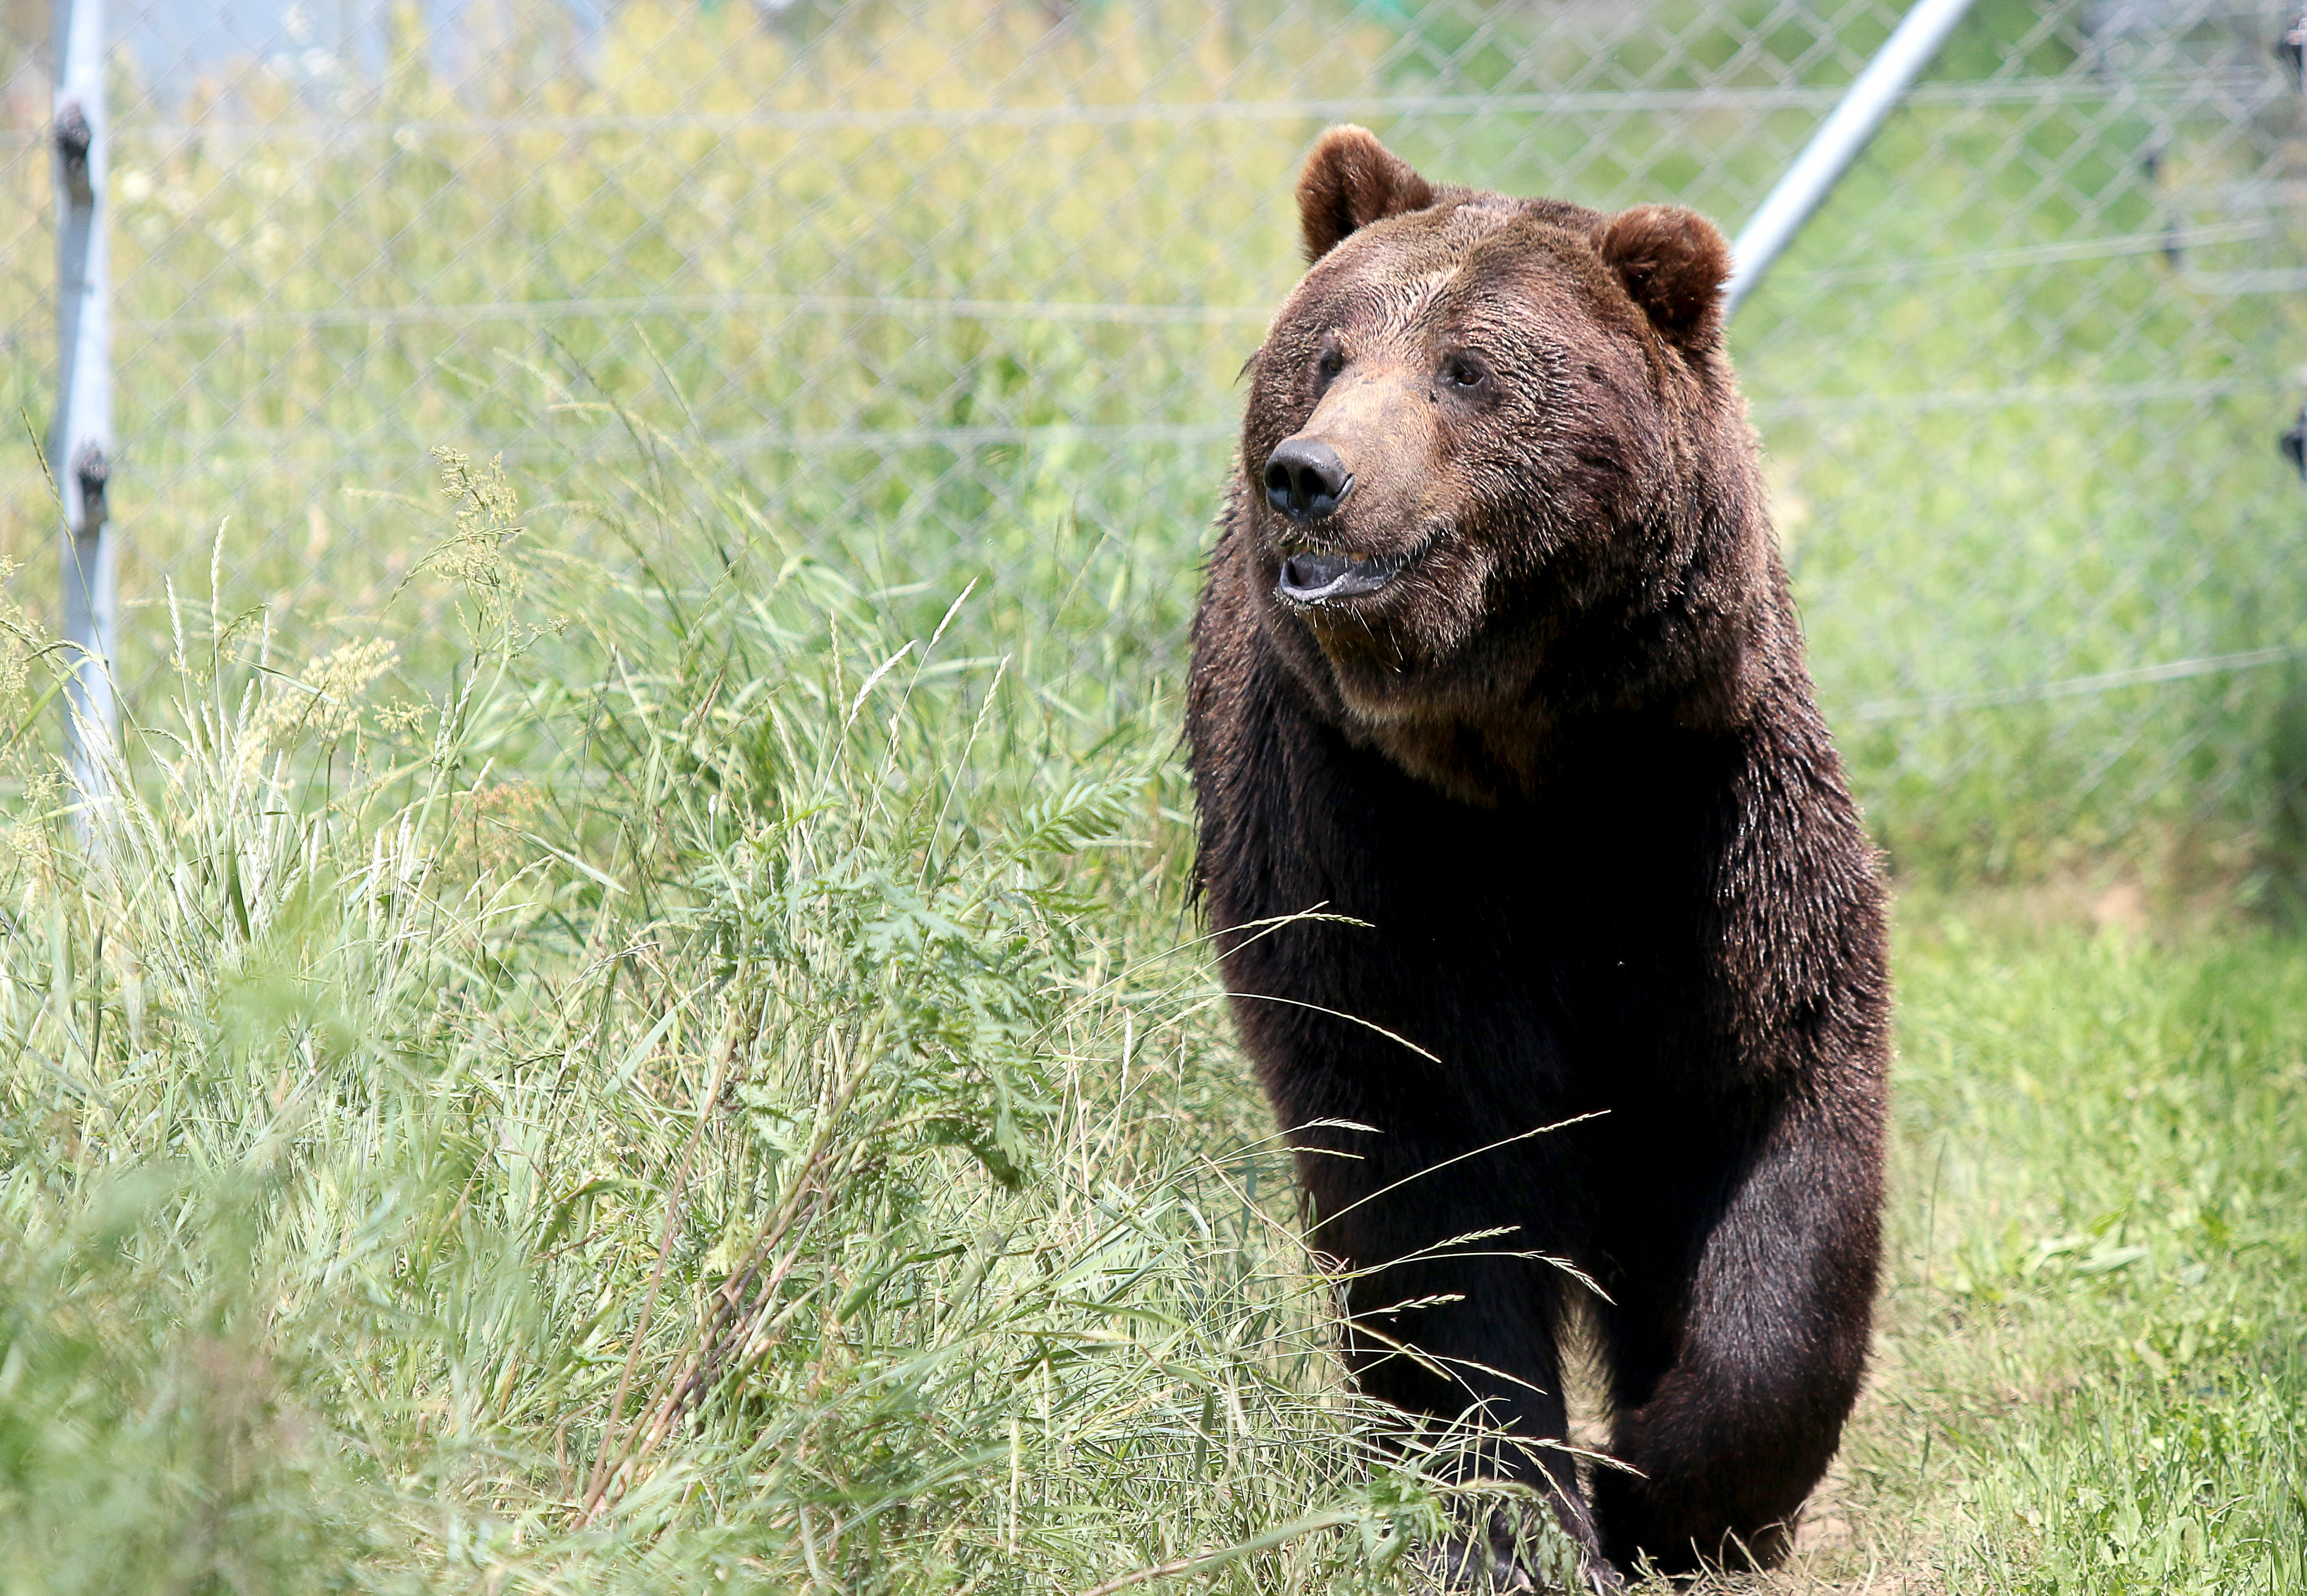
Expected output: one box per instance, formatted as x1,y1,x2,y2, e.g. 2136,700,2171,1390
1329,1232,1619,1591
1589,1084,1882,1576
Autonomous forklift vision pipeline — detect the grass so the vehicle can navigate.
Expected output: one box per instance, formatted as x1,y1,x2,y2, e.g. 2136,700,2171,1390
0,447,1496,1595
4,444,2307,1592
1762,909,2307,1595
3,0,2304,887
1,2,2303,1585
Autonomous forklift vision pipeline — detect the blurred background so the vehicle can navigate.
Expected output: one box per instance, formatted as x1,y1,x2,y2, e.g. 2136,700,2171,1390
4,0,2305,899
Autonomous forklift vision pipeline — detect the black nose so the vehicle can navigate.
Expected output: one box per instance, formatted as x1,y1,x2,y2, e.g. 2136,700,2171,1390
1263,438,1354,520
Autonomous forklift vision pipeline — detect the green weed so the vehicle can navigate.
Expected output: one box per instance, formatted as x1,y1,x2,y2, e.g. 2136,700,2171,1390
0,450,1494,1592
1783,917,2307,1596
2,0,2299,886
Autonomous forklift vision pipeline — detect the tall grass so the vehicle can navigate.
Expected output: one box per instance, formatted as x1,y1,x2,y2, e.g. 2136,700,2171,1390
7,444,2307,1592
4,0,2300,888
1785,910,2307,1595
4,2,2307,1582
3,445,1564,1592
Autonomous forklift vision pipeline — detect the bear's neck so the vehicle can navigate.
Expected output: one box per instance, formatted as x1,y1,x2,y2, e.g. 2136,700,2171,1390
1332,696,1708,808
1325,611,1781,808
1334,707,1550,808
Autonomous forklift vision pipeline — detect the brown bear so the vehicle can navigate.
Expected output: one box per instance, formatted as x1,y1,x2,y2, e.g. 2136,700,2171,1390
1185,127,1890,1590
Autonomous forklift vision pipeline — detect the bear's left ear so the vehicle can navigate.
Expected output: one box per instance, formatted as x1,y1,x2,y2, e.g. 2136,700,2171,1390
1593,204,1732,351
1296,126,1435,262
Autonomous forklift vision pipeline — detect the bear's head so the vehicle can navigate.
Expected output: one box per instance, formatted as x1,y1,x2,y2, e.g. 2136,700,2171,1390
1238,127,1779,802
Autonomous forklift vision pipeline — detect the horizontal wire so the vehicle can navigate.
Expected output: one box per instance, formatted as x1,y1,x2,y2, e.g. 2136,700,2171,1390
0,72,2268,150
112,420,1241,468
2177,268,2307,294
109,372,2273,470
92,372,2265,469
1748,378,2262,419
1851,644,2305,722
1795,220,2276,287
108,224,2297,336
121,292,1276,335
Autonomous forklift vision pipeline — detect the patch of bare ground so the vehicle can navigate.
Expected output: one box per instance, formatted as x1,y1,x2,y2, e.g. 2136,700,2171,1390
1891,854,2251,947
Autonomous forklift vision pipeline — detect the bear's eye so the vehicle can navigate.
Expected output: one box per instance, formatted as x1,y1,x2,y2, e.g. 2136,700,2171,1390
1441,354,1492,392
1315,344,1346,382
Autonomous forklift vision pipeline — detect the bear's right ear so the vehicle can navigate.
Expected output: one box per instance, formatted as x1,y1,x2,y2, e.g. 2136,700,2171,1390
1296,126,1435,262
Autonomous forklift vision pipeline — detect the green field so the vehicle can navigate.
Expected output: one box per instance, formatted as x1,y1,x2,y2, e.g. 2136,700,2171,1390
3,450,2303,1592
4,2,2306,1587
3,0,2305,888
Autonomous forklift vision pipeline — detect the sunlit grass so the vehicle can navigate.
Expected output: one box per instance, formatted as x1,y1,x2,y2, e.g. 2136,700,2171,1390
1757,912,2307,1595
4,0,2300,886
7,441,2307,1592
1,446,1600,1593
3,2,2305,1586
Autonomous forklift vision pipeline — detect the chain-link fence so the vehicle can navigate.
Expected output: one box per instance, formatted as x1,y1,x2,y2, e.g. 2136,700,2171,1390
4,0,2305,890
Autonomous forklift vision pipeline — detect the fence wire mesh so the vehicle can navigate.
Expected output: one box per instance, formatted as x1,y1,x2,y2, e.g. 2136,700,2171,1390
3,0,2305,891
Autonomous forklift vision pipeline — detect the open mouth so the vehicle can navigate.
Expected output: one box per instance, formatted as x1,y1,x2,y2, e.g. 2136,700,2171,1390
1276,550,1402,603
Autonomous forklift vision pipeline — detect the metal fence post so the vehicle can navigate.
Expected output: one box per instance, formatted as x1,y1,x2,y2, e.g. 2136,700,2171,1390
1722,0,1981,320
52,0,114,813
2279,6,2307,480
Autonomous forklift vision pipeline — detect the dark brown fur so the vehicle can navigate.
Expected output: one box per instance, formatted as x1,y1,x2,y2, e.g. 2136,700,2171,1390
1185,128,1890,1588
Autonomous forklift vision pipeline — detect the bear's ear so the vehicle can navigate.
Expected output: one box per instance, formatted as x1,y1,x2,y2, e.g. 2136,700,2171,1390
1593,204,1733,351
1296,126,1435,262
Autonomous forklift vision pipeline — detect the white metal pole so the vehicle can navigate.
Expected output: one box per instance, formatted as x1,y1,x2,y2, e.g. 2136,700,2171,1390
1723,0,1982,320
53,0,115,811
